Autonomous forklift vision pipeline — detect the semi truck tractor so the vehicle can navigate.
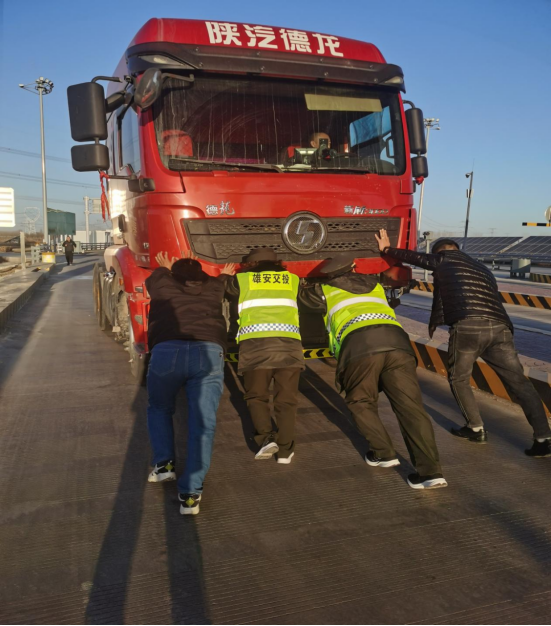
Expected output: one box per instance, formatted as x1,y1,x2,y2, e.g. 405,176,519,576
67,18,429,381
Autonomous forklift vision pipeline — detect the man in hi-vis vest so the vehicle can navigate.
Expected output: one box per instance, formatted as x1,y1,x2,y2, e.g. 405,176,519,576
226,248,304,463
301,254,447,490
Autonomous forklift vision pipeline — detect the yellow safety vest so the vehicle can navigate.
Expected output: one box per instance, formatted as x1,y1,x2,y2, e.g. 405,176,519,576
236,271,301,342
322,283,402,358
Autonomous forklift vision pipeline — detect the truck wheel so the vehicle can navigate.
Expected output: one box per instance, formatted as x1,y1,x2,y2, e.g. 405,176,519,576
93,262,108,330
128,317,148,386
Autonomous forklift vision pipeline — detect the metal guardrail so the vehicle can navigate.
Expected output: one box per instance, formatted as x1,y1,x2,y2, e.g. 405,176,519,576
81,243,109,251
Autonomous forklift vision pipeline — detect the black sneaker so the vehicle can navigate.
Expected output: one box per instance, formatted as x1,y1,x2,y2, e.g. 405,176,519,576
148,460,176,483
450,425,488,443
365,450,400,468
179,493,202,515
255,434,279,460
525,440,551,458
407,473,448,490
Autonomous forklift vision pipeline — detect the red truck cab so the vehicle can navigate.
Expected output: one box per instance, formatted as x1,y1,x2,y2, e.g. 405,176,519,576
68,18,428,380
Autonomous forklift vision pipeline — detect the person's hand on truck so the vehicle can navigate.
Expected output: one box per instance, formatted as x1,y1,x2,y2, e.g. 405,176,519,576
375,229,391,253
155,251,179,269
220,263,238,276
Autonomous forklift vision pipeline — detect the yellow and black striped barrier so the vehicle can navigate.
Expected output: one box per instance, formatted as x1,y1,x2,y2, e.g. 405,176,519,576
225,337,551,416
413,281,435,293
413,281,551,309
226,347,332,363
410,335,551,417
530,273,551,285
499,291,551,309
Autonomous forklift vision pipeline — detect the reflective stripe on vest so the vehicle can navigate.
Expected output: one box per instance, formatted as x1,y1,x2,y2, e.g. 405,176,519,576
322,283,402,358
236,271,301,342
238,298,298,313
326,295,390,330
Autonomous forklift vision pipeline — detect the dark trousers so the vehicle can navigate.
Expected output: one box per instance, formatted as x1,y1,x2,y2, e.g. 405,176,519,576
448,318,551,439
65,252,73,265
341,351,442,476
242,368,301,456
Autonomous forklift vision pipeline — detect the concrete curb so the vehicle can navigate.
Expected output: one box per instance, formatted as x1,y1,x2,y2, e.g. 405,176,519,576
409,334,551,417
0,265,55,334
413,280,551,310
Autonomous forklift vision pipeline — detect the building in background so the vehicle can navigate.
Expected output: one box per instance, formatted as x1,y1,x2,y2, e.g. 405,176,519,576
75,229,112,244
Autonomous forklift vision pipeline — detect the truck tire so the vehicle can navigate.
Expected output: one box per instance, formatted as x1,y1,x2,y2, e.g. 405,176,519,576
93,262,108,330
128,318,148,386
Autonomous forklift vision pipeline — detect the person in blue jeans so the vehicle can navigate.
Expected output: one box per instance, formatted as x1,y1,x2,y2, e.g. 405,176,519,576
145,251,236,515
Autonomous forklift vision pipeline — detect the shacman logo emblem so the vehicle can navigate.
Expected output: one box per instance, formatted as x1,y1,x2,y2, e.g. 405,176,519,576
283,212,327,254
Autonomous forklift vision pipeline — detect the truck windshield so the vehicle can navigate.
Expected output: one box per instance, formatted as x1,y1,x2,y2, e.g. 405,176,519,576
153,76,406,175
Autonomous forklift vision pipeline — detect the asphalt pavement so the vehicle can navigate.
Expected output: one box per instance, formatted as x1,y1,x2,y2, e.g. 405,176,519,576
1,256,551,624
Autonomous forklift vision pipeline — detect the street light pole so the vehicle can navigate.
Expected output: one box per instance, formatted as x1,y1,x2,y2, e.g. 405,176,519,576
417,117,440,233
463,171,474,250
84,196,90,244
19,77,54,247
38,84,48,246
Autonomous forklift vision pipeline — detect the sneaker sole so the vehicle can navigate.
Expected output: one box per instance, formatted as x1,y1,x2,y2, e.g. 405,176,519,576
407,478,448,490
365,456,400,468
180,505,200,515
148,472,177,483
525,453,551,458
277,452,294,464
255,442,279,460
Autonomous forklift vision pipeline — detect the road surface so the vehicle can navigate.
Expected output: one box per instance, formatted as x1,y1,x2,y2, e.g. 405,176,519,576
1,256,551,624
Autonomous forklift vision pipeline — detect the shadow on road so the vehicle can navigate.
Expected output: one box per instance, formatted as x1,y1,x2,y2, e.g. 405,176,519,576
84,386,209,624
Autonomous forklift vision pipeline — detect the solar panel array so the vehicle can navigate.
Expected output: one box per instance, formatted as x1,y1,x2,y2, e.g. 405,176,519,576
417,236,551,260
501,236,551,259
462,237,522,255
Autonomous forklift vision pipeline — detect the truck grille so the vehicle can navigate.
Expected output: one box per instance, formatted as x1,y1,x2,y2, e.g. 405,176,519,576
183,216,401,262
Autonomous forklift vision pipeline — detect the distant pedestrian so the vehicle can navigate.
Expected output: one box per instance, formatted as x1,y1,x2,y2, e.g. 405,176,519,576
376,229,551,457
225,248,304,464
62,236,76,265
301,254,447,490
145,251,236,515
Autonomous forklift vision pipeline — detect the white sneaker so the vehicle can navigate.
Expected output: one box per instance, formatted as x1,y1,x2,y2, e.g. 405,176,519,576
277,452,294,464
148,460,176,483
365,451,400,468
407,473,448,490
179,493,202,515
255,436,279,460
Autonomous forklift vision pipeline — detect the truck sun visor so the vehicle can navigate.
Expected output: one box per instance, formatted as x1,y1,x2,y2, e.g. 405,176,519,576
304,94,383,112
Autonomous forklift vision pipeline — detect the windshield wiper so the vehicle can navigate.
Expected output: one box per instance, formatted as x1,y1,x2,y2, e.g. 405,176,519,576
168,157,281,173
283,166,375,174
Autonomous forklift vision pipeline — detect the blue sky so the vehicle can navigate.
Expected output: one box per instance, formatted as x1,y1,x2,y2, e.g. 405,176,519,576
0,0,550,236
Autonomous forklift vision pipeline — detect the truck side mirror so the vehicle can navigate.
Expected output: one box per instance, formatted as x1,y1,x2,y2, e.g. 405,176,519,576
412,156,428,179
71,144,110,172
67,82,108,142
405,107,427,155
134,68,163,110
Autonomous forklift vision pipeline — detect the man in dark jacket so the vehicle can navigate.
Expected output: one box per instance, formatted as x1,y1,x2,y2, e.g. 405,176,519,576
145,251,236,515
376,229,551,457
62,236,76,265
225,248,304,464
301,254,447,490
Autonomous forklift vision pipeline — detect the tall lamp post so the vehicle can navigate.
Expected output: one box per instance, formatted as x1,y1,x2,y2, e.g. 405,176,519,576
463,171,474,250
417,118,440,233
19,77,54,247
